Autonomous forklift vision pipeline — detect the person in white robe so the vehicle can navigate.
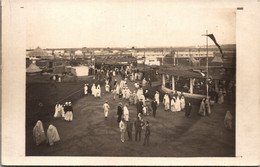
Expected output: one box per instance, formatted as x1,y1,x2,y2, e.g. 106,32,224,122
170,98,177,112
54,104,64,118
123,104,129,122
113,70,116,76
96,84,101,97
180,95,185,110
112,89,117,100
33,120,46,146
58,77,61,82
198,98,206,116
175,96,181,112
105,84,110,93
103,101,110,120
154,91,160,106
205,98,211,115
140,94,146,102
163,93,170,111
64,102,73,121
143,104,147,116
224,110,232,130
134,82,140,88
91,84,96,96
142,78,147,87
218,89,224,104
122,88,126,99
116,83,120,95
54,104,60,117
119,119,126,143
47,124,60,146
125,87,130,99
136,88,141,100
105,79,109,85
84,84,88,95
120,80,125,90
133,91,138,104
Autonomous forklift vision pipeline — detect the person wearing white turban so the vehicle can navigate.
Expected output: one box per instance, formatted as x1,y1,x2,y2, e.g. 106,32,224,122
103,101,110,120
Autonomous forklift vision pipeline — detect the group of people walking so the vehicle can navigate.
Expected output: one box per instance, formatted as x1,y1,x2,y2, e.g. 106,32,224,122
163,91,192,118
33,71,233,148
54,101,74,121
118,112,151,146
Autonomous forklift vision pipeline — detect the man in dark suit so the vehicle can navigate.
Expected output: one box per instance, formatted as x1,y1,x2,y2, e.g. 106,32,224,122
117,103,123,123
143,121,151,146
134,117,144,141
126,119,133,141
151,98,157,117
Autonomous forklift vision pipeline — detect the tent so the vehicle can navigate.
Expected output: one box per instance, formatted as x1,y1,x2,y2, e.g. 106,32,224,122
211,56,223,63
27,47,54,59
71,66,89,76
26,63,42,73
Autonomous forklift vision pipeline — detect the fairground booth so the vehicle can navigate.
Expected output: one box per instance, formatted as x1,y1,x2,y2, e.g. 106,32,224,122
158,65,236,101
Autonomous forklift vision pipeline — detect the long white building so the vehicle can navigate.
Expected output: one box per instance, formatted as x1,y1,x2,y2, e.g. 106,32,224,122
175,51,214,58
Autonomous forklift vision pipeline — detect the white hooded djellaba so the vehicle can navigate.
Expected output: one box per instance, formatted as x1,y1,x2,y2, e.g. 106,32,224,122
123,105,129,122
33,120,46,146
54,104,64,118
96,84,101,97
105,84,110,92
171,98,177,112
116,84,120,95
103,101,110,118
180,96,185,110
47,124,60,146
175,96,181,112
163,93,170,111
91,84,96,97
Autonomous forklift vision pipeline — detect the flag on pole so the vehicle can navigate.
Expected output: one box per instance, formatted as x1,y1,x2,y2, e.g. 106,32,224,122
206,34,224,58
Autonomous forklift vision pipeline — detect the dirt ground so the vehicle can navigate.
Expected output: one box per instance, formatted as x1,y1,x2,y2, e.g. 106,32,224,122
26,75,235,157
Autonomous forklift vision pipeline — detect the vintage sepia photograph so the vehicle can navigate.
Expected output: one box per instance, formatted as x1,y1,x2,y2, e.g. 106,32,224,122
24,1,237,157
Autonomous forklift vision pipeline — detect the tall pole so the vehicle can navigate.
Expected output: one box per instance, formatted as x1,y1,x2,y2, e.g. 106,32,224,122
206,30,209,99
93,55,95,79
173,50,176,66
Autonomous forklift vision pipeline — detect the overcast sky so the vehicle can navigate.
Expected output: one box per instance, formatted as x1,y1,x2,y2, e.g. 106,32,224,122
26,0,236,49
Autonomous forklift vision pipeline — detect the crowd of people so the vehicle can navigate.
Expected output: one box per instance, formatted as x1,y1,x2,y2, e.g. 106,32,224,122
32,65,233,148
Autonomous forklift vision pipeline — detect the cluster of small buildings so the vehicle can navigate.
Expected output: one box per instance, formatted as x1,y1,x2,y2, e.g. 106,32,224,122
26,45,236,100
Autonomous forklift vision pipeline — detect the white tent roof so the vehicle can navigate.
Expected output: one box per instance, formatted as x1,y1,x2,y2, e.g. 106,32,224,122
27,47,54,59
211,56,223,63
26,63,42,73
